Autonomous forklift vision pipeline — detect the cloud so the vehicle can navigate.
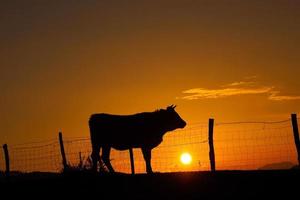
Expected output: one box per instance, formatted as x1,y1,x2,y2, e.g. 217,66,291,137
181,87,273,100
223,81,255,87
269,91,300,101
180,80,300,101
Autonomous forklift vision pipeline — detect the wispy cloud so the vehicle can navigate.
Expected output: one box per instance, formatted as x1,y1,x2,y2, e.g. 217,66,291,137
223,81,255,87
269,91,300,101
179,79,300,101
181,87,273,100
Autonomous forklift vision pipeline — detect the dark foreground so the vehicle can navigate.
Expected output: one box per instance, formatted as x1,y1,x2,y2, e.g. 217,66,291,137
1,170,299,199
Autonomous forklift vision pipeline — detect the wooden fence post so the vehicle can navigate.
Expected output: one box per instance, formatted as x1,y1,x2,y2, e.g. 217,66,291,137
2,144,10,177
59,132,68,171
129,148,135,175
208,118,216,171
291,114,300,166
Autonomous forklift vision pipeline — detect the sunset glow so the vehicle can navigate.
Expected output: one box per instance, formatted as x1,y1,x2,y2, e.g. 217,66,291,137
180,153,192,165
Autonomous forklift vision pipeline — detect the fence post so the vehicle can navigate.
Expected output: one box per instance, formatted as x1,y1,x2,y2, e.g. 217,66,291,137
208,118,216,171
129,148,135,175
58,132,68,171
2,144,10,177
291,114,300,166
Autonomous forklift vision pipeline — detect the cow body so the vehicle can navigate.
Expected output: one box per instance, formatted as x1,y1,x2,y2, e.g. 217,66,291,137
89,105,186,173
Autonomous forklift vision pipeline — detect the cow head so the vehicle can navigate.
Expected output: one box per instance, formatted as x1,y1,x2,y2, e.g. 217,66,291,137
163,105,186,131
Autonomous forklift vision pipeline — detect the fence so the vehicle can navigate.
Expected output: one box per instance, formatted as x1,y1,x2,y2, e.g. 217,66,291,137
1,114,299,174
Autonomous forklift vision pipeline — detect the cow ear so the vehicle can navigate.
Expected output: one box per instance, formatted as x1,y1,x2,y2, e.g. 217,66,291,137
167,105,176,110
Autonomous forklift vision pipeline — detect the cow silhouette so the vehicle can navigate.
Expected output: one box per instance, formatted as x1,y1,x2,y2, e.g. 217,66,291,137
89,105,186,174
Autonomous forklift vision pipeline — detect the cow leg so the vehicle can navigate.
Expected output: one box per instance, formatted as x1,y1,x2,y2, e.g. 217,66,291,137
142,148,153,174
102,146,115,173
91,145,100,172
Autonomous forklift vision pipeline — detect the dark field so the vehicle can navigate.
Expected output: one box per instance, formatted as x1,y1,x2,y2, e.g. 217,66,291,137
1,170,299,199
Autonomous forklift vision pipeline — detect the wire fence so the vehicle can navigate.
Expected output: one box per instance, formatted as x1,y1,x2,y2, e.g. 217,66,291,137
0,117,299,174
214,120,296,170
8,140,61,173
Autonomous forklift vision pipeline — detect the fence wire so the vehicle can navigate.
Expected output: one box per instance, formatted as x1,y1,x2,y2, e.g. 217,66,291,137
7,140,61,173
0,118,299,173
214,120,297,170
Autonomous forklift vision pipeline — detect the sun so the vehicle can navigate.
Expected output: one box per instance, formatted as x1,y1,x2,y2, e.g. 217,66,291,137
180,152,192,165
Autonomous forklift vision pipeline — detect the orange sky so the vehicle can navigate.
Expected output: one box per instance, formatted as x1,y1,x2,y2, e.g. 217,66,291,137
1,0,300,145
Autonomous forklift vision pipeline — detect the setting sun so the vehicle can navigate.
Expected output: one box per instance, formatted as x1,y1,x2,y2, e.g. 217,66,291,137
180,152,192,165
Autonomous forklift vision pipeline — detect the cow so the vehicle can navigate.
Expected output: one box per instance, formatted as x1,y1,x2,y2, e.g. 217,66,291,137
89,105,186,174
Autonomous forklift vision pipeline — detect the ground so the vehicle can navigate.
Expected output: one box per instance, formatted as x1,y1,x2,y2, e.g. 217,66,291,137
1,170,299,199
